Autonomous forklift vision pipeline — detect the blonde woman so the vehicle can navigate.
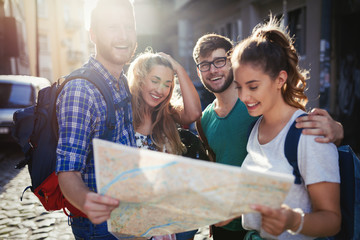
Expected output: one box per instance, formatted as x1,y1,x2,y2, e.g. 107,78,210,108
128,50,202,240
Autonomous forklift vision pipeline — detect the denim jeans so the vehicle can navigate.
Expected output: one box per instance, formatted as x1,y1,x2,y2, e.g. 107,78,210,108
175,229,198,240
70,217,118,240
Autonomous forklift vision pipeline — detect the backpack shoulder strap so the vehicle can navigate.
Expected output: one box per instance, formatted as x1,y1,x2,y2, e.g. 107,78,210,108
56,67,116,141
284,113,307,185
195,118,209,146
195,117,216,162
337,144,360,239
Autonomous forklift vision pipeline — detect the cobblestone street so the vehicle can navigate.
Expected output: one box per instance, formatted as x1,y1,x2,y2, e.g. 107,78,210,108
0,145,211,240
0,145,73,240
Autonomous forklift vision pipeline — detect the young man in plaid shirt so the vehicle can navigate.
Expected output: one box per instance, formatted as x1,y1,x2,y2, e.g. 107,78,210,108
56,0,137,238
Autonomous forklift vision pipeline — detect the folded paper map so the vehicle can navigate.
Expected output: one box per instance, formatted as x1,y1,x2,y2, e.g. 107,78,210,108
93,138,294,239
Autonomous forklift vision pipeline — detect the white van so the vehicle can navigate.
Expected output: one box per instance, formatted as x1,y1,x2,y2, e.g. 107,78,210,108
0,75,51,142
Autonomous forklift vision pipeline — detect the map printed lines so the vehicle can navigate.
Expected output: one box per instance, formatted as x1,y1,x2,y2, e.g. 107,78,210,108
100,161,178,195
141,221,181,237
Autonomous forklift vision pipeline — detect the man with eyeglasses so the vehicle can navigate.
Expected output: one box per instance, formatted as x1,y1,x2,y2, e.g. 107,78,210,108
192,33,344,240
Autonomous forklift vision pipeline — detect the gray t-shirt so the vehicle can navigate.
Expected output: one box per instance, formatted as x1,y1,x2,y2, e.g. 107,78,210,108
241,109,340,240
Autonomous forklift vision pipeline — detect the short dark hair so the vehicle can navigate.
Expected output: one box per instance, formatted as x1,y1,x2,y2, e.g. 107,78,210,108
90,0,135,31
193,33,234,64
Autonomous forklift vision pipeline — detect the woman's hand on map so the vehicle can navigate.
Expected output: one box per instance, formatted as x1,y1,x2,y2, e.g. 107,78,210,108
250,204,300,236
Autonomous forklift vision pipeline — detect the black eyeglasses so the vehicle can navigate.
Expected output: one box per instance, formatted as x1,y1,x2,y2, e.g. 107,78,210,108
197,57,227,72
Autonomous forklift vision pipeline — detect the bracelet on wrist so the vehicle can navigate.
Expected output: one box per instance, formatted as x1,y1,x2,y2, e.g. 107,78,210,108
287,208,305,235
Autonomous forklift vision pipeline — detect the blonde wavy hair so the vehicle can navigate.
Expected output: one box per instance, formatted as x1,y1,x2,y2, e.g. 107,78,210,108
231,16,309,110
128,50,186,155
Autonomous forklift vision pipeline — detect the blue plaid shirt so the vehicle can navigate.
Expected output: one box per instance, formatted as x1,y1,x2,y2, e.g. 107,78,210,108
56,57,136,192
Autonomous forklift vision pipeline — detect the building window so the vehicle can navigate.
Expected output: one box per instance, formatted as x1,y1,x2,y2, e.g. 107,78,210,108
63,5,70,24
266,8,306,56
217,20,241,42
288,7,306,56
37,0,48,18
38,35,49,54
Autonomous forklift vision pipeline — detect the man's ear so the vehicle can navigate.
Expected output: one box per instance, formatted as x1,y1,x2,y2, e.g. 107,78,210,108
196,67,201,78
277,70,288,89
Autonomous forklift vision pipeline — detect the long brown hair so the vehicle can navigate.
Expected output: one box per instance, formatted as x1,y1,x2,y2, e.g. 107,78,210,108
231,17,308,110
128,51,186,155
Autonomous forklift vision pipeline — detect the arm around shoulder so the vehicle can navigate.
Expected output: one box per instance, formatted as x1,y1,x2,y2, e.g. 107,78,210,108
295,108,344,146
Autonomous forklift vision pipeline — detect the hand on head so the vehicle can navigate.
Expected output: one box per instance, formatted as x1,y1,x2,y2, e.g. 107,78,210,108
158,52,181,73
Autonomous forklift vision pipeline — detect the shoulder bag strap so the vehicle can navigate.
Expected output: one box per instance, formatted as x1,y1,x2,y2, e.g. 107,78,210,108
195,118,216,162
284,113,307,185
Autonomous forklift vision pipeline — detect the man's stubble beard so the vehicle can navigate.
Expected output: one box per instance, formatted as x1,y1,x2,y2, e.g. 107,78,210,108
201,69,233,94
97,41,137,66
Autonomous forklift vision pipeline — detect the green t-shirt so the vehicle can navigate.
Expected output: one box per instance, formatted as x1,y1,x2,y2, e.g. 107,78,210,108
201,98,256,231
